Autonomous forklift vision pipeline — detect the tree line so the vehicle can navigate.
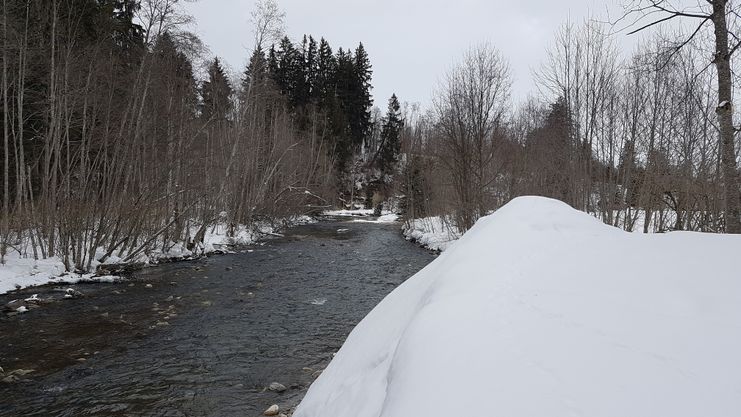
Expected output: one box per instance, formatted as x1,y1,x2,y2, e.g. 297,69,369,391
0,0,394,270
401,2,741,234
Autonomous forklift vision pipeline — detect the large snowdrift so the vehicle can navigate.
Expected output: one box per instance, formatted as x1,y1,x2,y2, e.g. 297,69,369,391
295,196,741,417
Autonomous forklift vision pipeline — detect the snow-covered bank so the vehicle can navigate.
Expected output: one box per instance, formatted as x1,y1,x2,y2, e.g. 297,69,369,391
350,213,400,223
295,196,741,417
401,216,461,251
323,208,395,217
0,254,122,295
0,216,314,295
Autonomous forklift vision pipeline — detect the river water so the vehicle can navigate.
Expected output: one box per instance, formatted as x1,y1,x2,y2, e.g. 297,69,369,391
0,218,436,416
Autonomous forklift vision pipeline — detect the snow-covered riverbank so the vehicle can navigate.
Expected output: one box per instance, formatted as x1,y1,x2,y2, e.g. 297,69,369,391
295,196,741,417
0,216,314,295
401,216,461,251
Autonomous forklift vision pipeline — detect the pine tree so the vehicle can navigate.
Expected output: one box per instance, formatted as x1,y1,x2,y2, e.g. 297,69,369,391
332,47,356,170
304,35,319,101
315,38,336,107
351,42,373,146
154,32,197,97
201,57,233,122
268,36,310,108
377,94,404,179
241,46,267,99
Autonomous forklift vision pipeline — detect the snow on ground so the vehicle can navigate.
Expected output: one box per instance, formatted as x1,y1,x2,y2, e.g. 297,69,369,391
0,215,315,295
323,208,395,217
375,213,399,223
351,213,400,223
295,196,741,417
401,216,461,251
0,252,121,295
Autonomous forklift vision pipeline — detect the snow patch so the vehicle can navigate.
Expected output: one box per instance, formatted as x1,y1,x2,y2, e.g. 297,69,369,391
324,208,394,217
402,216,461,251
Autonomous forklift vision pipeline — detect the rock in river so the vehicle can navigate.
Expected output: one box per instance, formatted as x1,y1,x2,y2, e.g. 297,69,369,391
263,404,280,416
268,382,287,392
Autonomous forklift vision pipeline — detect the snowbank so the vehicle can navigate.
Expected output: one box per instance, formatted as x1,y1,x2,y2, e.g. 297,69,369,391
351,213,400,223
295,196,741,417
402,216,461,251
323,208,395,217
0,215,315,295
0,252,122,294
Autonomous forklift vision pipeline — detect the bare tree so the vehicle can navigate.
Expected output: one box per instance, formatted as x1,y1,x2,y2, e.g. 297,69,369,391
623,0,741,233
1,0,9,263
433,43,512,230
137,0,195,45
251,0,285,51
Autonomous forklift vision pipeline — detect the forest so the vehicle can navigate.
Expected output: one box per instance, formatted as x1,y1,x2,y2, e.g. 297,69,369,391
1,0,741,275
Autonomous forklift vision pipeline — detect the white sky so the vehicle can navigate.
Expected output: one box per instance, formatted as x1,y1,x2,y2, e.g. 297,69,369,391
182,0,658,108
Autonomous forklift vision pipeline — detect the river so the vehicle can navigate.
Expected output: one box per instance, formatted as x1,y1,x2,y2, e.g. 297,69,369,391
0,217,436,416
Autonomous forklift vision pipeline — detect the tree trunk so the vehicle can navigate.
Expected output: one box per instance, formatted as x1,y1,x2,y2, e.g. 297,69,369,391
712,0,741,233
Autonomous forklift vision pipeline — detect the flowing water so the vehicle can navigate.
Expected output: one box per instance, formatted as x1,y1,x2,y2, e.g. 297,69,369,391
0,218,436,416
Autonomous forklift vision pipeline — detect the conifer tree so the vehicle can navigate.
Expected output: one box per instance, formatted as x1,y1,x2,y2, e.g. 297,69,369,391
315,38,336,106
350,42,373,146
304,35,318,100
377,94,404,178
241,46,267,99
201,57,233,122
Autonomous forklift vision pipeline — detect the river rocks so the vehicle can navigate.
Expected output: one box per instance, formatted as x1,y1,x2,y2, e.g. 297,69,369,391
64,288,84,299
24,294,41,304
3,299,24,312
268,382,287,392
263,404,280,416
2,374,20,383
145,283,153,288
3,298,39,316
2,368,35,383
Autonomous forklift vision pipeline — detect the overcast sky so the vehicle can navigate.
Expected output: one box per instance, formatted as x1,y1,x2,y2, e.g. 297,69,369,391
183,0,639,108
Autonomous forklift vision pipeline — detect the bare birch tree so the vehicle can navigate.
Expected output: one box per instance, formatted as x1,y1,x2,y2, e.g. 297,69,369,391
623,0,741,233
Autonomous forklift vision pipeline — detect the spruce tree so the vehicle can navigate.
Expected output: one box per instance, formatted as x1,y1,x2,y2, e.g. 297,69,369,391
377,94,404,179
201,57,233,122
241,46,267,99
315,38,336,107
351,43,373,147
304,35,319,101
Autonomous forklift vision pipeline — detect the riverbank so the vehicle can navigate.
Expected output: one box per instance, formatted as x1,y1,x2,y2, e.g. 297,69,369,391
0,216,316,296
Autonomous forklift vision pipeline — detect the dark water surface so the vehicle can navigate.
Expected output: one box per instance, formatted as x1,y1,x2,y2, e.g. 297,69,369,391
0,218,436,416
